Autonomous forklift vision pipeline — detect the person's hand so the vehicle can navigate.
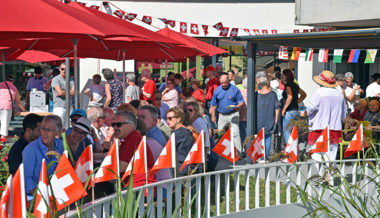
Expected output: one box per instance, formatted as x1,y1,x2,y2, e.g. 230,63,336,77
107,127,115,138
282,110,286,117
211,115,216,123
355,85,361,90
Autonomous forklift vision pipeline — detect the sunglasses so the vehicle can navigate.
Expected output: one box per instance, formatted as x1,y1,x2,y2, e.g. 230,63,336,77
71,119,78,123
167,116,177,121
111,122,129,128
60,68,66,71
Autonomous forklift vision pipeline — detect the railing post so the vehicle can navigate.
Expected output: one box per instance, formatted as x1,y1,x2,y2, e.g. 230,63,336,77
225,172,230,213
139,188,145,217
215,174,221,216
204,175,211,218
166,182,173,218
147,187,155,218
196,177,202,218
157,185,163,218
276,166,281,205
255,169,260,208
265,167,270,207
186,179,191,218
296,165,301,202
175,181,182,217
286,165,291,204
234,171,240,212
244,170,250,210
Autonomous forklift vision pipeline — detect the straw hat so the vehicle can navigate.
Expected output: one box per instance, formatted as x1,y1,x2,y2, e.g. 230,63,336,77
313,70,338,88
190,79,200,86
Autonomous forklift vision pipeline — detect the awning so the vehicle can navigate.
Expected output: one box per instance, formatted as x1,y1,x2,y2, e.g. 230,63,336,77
234,28,380,51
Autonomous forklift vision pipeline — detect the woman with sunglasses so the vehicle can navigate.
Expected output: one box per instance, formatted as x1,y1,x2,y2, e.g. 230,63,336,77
162,79,179,108
166,108,194,176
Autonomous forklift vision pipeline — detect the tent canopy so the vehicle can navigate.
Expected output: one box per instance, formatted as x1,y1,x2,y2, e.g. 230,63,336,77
234,28,380,51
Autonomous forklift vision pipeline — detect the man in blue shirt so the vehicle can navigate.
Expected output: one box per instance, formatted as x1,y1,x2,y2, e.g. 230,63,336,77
138,105,167,147
22,115,64,200
210,73,245,155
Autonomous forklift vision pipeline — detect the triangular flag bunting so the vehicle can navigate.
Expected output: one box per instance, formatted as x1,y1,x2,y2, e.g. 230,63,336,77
122,137,148,181
365,49,377,64
180,131,205,172
202,25,209,36
247,128,265,163
190,23,199,35
219,27,229,37
113,10,125,19
271,29,278,34
305,48,314,61
252,29,260,35
0,175,12,218
75,145,93,189
318,48,329,63
95,140,119,183
279,46,288,60
291,47,302,60
284,127,298,163
344,124,364,158
125,13,137,21
179,22,187,34
310,126,329,155
142,16,152,25
333,49,344,63
212,128,238,163
150,133,176,174
243,29,251,35
230,28,239,37
34,159,50,218
348,49,360,63
167,20,176,28
11,164,27,218
50,151,87,211
213,22,223,31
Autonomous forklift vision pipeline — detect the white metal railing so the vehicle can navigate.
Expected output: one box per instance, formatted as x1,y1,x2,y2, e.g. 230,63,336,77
67,159,379,218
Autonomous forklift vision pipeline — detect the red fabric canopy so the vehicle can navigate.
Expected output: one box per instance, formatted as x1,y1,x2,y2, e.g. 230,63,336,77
7,49,73,63
157,28,228,56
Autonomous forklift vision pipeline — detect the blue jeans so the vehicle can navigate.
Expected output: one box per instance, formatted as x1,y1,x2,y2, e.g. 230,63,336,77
264,133,271,159
282,110,299,147
239,121,247,147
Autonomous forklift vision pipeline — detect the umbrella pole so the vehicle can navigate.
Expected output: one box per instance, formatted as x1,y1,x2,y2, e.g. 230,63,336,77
165,59,168,78
65,57,71,130
1,51,5,82
187,58,189,82
122,49,126,103
73,39,79,109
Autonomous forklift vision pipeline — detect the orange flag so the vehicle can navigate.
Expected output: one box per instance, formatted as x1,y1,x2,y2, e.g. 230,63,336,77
11,163,27,218
150,133,176,174
310,126,329,155
0,175,12,218
94,139,120,183
284,127,298,163
212,128,238,163
180,131,205,172
247,128,265,163
34,159,50,218
344,124,364,158
50,151,87,211
75,145,93,189
122,137,147,181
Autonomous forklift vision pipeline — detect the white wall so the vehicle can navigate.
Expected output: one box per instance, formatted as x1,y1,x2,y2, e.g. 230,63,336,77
297,53,319,106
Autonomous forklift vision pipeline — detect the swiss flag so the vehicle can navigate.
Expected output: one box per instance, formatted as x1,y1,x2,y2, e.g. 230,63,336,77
284,127,298,163
271,29,278,34
95,140,119,183
113,10,125,19
247,128,265,163
202,25,209,36
344,124,365,158
180,131,205,172
34,159,50,218
11,164,27,218
0,175,12,218
190,24,199,35
89,5,100,10
167,20,176,28
125,13,137,21
122,137,148,181
75,145,93,189
180,22,187,34
219,27,229,37
261,29,268,34
229,28,239,37
150,134,176,174
213,22,223,31
212,128,238,163
252,29,260,35
310,126,329,155
50,151,87,211
293,29,300,33
142,16,152,25
243,29,251,35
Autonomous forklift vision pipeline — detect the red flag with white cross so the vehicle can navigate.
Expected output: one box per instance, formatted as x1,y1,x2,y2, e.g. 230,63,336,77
202,25,209,36
219,27,229,37
229,28,239,37
180,131,205,172
122,137,148,180
212,128,238,163
213,22,223,31
190,23,199,35
89,5,100,10
167,20,176,28
0,175,12,218
34,159,50,218
113,10,125,19
247,128,265,163
142,16,152,25
94,140,119,183
345,124,366,158
11,164,27,218
75,145,93,189
125,13,137,21
243,29,251,35
150,133,176,174
310,126,329,155
180,22,187,34
50,151,87,211
284,127,298,163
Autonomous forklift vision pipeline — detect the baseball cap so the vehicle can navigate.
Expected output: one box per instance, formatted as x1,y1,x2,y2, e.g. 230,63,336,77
204,65,215,72
73,117,91,135
70,109,87,118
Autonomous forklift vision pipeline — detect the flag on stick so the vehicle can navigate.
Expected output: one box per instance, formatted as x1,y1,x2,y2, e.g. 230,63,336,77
179,131,205,172
0,175,12,218
344,124,365,158
284,127,298,163
212,128,238,163
94,140,119,183
122,137,148,181
34,159,50,218
75,145,93,189
247,128,265,163
150,133,176,174
11,164,27,218
310,126,329,155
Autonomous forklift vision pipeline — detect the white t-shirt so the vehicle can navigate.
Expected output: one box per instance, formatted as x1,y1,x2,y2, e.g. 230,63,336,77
366,82,380,97
344,84,360,113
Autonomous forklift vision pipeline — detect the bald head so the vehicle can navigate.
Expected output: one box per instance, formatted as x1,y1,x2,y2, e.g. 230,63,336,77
220,74,229,89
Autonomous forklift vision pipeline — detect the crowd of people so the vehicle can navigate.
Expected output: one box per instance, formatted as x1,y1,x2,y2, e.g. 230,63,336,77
3,61,380,204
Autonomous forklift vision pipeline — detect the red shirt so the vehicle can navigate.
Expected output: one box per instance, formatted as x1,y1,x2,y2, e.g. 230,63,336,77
350,109,368,121
142,79,156,102
119,130,155,187
192,89,205,104
206,77,220,100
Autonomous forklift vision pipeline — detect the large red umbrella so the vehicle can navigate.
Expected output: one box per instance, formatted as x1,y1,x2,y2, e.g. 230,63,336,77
157,28,228,56
7,49,75,63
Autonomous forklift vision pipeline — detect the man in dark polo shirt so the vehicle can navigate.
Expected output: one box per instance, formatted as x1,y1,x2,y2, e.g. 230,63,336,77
8,113,43,175
111,110,155,187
